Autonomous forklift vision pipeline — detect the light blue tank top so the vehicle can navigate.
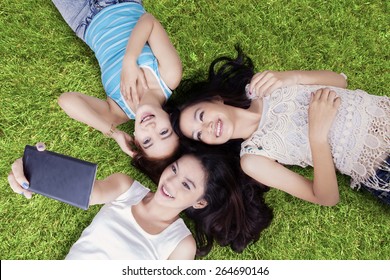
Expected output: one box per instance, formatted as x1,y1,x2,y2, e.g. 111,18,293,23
84,3,172,119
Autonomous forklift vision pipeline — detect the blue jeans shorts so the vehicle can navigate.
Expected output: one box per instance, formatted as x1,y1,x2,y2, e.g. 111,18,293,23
361,156,390,205
52,0,142,41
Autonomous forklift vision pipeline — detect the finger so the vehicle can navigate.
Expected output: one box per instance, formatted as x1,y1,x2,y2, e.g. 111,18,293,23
120,85,127,100
125,89,136,112
263,79,282,97
132,84,140,107
36,142,46,151
129,87,138,111
333,96,341,108
328,90,337,101
256,77,277,97
11,158,29,188
120,82,126,99
139,71,148,89
312,89,323,101
125,86,131,100
8,171,32,198
249,71,268,92
126,149,135,158
253,71,275,95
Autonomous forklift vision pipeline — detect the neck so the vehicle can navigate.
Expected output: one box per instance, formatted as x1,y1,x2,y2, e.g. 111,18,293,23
143,193,181,224
231,99,263,139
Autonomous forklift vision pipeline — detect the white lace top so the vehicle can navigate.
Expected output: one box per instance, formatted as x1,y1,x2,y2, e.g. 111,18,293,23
66,181,191,260
240,85,389,191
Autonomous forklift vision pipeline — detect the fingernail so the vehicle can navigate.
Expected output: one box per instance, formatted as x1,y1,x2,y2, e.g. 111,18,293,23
36,142,45,151
22,182,30,190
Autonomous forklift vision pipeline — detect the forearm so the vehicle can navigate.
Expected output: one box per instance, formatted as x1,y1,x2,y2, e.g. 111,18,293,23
58,93,119,136
294,70,347,88
66,100,112,134
310,140,339,206
123,13,155,62
90,173,133,205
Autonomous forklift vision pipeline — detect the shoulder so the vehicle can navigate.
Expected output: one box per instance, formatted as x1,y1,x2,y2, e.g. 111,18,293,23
107,173,135,190
168,235,196,260
240,154,275,174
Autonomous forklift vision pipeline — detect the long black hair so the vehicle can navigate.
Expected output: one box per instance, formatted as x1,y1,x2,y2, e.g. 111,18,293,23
183,142,273,257
169,45,255,139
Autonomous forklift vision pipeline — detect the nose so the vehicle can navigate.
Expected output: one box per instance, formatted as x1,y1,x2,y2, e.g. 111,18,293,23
165,175,180,192
202,121,213,135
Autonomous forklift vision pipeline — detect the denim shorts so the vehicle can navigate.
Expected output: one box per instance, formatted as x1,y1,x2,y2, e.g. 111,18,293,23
52,0,142,41
361,156,390,205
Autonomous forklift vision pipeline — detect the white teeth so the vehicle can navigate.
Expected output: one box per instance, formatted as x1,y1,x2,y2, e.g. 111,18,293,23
216,120,221,137
162,186,174,198
141,114,154,123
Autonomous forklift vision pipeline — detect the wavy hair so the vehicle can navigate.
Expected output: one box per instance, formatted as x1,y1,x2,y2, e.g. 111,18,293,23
183,143,273,257
169,45,255,139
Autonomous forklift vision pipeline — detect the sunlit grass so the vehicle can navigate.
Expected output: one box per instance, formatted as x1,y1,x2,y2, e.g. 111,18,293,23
0,0,389,260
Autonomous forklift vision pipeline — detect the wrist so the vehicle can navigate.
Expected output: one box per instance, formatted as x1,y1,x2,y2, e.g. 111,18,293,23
123,53,137,64
105,124,117,138
293,70,304,85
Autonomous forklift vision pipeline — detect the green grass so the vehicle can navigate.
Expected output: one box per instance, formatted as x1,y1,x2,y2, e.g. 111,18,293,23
0,0,389,260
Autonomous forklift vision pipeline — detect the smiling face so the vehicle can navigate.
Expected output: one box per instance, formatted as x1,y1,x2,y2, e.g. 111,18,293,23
134,104,179,159
155,154,208,210
179,100,234,145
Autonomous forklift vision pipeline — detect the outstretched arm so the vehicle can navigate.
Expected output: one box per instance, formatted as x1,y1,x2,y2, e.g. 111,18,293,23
249,70,347,98
58,92,135,156
121,13,182,103
241,88,341,206
90,173,134,205
8,148,134,205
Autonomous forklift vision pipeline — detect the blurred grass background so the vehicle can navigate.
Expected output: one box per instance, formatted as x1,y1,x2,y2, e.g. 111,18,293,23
0,0,389,260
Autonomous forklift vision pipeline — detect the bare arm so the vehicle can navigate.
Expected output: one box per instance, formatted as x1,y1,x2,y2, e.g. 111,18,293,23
8,151,134,205
307,88,340,205
241,88,341,206
241,154,338,206
58,92,135,156
295,70,347,88
249,70,347,98
168,235,196,260
90,173,134,205
121,13,182,102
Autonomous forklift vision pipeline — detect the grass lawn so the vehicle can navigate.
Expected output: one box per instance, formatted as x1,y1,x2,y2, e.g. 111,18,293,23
0,0,389,260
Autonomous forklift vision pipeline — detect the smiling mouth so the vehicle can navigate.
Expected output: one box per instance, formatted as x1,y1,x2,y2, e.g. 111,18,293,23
215,119,222,137
141,113,155,124
161,186,174,198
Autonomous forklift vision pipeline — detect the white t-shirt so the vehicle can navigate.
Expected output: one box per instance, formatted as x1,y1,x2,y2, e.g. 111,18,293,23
66,181,192,260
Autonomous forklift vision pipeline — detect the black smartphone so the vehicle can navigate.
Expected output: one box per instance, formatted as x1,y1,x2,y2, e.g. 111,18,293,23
22,145,97,210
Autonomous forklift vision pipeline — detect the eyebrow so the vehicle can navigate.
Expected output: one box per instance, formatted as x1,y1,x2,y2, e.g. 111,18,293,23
177,161,196,189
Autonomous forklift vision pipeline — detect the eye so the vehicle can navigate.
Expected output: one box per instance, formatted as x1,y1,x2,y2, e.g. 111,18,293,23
199,111,204,122
160,129,169,135
196,131,202,141
182,182,190,190
143,138,151,145
171,164,177,174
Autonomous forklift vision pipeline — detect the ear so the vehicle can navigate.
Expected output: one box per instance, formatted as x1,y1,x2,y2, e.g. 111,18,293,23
192,199,208,209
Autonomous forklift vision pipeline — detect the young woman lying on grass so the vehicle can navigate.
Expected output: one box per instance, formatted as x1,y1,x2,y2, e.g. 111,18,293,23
8,143,273,259
170,47,389,206
52,1,181,174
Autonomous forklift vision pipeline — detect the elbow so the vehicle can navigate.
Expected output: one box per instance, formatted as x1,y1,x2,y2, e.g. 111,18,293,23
319,195,340,207
58,92,82,118
58,92,75,111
